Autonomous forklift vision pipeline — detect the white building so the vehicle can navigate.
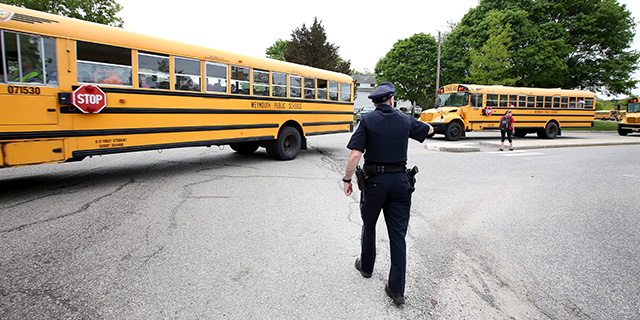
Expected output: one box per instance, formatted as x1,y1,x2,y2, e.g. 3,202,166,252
352,74,376,112
352,74,415,114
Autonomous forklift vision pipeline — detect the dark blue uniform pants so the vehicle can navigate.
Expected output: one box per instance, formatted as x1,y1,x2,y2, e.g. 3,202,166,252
359,172,411,295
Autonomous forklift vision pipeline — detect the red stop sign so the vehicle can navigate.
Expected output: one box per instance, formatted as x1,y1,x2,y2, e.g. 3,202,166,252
485,106,493,116
72,85,107,113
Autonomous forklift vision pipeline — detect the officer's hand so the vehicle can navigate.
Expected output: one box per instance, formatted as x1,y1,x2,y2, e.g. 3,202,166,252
344,182,352,196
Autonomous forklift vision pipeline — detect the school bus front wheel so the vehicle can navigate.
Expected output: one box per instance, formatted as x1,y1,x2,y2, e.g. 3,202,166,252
444,122,463,141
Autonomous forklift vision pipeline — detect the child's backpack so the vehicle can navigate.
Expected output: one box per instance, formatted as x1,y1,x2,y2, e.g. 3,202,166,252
500,116,510,131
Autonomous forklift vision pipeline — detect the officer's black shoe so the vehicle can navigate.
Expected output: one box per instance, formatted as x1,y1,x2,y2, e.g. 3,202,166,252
354,258,372,278
385,285,405,306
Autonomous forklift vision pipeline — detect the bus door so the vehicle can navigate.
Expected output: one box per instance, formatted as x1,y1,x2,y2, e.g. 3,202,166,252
468,92,484,130
1,31,59,126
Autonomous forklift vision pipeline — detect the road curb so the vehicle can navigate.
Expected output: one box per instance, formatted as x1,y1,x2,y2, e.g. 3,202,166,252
478,140,640,150
426,144,481,152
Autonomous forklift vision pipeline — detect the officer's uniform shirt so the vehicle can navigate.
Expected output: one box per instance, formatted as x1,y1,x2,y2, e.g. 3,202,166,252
347,104,430,165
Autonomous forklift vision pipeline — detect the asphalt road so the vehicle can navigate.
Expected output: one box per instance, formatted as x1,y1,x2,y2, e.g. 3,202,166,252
1,132,639,319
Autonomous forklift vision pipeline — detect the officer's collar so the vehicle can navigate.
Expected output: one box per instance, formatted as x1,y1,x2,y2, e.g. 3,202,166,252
375,104,395,113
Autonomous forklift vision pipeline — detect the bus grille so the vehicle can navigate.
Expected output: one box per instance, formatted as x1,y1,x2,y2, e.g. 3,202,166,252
628,116,637,124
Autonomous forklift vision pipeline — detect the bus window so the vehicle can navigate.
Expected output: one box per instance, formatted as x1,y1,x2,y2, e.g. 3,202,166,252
340,82,351,101
253,69,269,96
289,75,302,98
577,97,585,109
205,62,227,93
552,97,560,108
272,72,286,97
568,97,576,108
230,65,250,94
175,57,200,91
2,31,54,84
138,52,169,89
77,41,132,85
585,98,594,109
544,96,553,108
437,92,468,106
470,93,483,108
536,96,544,108
304,77,315,99
527,95,535,108
561,96,568,108
329,81,339,101
317,79,328,99
499,94,508,107
508,95,517,107
43,37,57,84
518,95,526,108
486,94,498,107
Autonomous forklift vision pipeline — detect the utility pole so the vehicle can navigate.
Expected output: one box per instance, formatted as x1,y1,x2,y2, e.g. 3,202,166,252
435,31,441,108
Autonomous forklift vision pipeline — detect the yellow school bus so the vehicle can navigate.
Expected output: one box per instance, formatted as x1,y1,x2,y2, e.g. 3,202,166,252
421,84,596,140
618,97,640,136
0,5,354,168
595,110,616,120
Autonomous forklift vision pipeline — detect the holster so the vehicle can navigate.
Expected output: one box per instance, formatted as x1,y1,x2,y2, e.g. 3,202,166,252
355,165,368,191
407,166,419,194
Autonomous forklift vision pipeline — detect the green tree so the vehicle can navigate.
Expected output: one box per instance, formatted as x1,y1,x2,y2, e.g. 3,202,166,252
443,0,638,96
374,33,438,107
1,0,124,27
282,17,351,74
265,39,288,61
466,11,518,85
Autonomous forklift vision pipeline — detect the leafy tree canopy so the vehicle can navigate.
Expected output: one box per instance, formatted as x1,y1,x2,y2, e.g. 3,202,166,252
466,10,518,86
265,39,288,61
443,0,638,96
374,33,438,107
270,17,351,74
1,0,124,27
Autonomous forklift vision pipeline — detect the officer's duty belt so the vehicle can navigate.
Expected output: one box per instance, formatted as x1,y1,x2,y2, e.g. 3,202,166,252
363,164,406,175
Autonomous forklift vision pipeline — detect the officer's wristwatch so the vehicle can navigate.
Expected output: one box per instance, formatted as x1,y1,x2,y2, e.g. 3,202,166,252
342,177,351,183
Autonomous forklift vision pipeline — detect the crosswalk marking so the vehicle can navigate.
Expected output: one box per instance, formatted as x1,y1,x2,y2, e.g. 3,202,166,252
489,150,544,156
502,152,544,156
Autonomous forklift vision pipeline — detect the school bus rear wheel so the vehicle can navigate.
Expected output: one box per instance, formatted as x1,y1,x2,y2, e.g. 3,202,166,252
538,122,559,139
266,126,301,161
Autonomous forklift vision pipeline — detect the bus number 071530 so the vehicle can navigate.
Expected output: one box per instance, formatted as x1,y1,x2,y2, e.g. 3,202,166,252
7,86,41,95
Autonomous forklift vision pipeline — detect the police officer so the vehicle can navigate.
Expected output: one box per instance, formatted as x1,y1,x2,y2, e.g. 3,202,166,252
343,81,433,306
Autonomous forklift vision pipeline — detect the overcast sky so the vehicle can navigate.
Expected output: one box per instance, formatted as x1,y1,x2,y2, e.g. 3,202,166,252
117,0,639,97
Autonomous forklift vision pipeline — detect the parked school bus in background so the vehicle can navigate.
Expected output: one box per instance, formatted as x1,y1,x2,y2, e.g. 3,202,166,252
0,5,353,168
618,97,640,136
421,84,596,141
595,110,617,120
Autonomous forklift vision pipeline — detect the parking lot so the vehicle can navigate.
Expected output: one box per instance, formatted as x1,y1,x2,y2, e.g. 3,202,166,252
1,131,639,319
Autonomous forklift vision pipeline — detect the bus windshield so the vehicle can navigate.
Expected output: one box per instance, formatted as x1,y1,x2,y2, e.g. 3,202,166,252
436,92,469,107
628,102,640,113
